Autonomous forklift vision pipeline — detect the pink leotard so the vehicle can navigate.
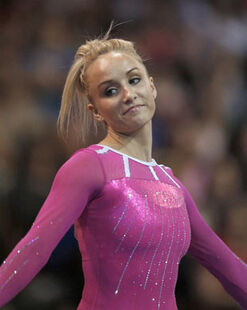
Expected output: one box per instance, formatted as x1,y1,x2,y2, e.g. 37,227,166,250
0,144,246,309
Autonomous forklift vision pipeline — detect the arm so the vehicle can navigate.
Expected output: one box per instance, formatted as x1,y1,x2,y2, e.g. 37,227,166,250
178,181,247,309
0,148,105,307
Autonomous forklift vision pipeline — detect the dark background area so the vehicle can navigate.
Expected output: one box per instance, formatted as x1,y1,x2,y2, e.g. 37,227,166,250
0,0,246,309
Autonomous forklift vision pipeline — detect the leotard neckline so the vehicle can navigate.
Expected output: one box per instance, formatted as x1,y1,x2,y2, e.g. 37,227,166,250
96,144,157,166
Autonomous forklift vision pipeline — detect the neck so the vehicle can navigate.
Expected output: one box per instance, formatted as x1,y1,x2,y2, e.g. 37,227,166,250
99,121,153,162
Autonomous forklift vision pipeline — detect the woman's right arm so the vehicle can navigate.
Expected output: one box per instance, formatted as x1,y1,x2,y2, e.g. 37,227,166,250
0,148,105,307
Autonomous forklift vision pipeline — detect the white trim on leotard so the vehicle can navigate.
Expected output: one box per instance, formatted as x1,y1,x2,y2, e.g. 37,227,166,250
149,166,159,180
96,144,157,166
158,165,181,189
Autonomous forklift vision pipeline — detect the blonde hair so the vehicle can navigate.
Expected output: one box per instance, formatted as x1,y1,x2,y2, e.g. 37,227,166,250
57,32,144,149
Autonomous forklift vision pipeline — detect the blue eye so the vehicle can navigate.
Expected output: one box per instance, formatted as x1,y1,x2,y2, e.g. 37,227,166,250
104,87,118,97
129,77,140,85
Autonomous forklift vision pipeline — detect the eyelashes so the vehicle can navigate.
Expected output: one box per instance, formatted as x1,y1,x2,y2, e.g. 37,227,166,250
104,77,141,97
104,87,118,96
129,77,141,85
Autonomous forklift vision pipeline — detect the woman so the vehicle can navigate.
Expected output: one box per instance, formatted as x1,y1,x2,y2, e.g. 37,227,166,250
0,35,246,310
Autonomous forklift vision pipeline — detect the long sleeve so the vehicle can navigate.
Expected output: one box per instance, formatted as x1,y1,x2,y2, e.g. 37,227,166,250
176,178,247,309
0,148,105,308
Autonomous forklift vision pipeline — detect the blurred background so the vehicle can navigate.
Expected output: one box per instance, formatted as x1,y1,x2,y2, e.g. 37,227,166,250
0,0,246,309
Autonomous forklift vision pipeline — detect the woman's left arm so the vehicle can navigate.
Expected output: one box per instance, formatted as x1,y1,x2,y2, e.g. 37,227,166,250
176,178,247,309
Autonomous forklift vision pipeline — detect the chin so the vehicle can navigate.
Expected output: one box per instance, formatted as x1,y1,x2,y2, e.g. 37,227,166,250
120,119,152,135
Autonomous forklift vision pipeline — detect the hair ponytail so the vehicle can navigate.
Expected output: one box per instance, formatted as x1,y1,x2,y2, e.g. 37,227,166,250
57,57,104,149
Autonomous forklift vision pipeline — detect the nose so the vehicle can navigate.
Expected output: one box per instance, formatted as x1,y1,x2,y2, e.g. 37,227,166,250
122,85,136,104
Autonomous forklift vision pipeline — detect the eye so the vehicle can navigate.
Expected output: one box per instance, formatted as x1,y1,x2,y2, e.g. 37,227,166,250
129,77,141,85
104,87,118,97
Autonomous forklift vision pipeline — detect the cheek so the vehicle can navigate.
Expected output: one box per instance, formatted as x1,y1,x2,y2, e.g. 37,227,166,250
148,95,156,115
143,89,155,104
98,100,120,118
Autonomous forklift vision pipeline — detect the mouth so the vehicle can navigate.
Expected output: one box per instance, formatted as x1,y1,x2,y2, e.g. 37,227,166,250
123,104,145,115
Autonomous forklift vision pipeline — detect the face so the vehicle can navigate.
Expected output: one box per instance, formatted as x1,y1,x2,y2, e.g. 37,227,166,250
86,51,157,135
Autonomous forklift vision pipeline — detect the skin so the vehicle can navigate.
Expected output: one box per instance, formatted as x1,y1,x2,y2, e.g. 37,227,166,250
86,51,157,162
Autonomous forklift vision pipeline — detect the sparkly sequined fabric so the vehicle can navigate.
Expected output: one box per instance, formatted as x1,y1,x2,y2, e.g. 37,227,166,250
0,145,246,309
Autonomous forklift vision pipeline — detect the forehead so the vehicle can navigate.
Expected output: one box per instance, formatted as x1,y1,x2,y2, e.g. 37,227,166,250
86,51,145,85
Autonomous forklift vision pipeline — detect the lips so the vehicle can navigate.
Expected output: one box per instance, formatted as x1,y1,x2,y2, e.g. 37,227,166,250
123,104,144,115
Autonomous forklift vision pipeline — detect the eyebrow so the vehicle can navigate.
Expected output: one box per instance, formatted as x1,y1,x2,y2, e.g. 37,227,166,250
97,67,139,88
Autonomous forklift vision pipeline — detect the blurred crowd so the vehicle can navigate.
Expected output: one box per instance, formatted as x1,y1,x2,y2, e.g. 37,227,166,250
0,0,246,309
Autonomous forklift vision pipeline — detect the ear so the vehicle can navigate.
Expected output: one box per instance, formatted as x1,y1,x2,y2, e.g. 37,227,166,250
88,103,104,121
150,77,157,99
